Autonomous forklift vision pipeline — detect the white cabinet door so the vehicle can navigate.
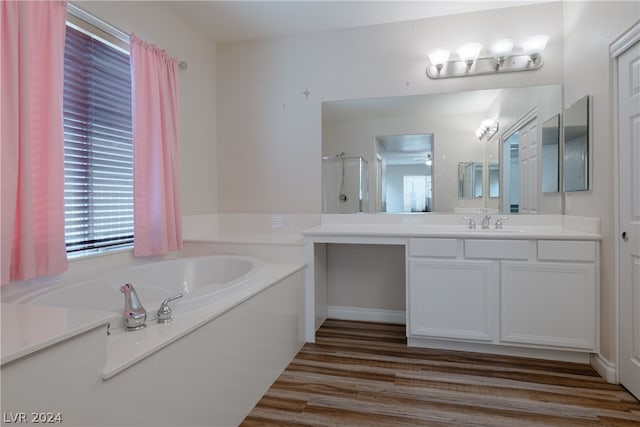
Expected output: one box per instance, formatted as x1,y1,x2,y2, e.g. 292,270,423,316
500,261,596,351
408,259,498,342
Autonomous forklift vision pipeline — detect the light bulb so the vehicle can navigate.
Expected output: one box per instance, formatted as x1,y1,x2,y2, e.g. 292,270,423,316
522,35,549,54
428,48,450,75
490,38,513,69
481,118,496,128
428,48,450,65
457,43,482,61
490,38,514,58
522,35,549,63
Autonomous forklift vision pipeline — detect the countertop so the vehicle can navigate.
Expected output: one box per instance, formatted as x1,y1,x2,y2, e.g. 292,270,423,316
302,224,602,240
1,303,118,365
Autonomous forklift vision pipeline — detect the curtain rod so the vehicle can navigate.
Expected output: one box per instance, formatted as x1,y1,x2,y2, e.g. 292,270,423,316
67,2,187,70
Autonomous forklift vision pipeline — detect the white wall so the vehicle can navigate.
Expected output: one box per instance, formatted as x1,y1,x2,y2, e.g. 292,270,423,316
562,1,640,364
216,2,564,213
76,1,218,215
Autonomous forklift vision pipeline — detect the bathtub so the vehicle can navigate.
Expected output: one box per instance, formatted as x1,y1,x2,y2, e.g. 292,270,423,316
2,251,306,426
14,255,265,328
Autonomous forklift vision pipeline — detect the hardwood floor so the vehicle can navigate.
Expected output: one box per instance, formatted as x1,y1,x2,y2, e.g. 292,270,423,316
242,319,640,426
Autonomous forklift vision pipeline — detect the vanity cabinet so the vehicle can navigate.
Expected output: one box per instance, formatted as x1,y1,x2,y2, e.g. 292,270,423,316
407,238,598,353
500,261,596,349
408,258,498,342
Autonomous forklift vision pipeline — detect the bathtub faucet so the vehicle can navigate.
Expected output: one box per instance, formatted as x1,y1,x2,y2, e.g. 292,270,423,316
120,283,147,331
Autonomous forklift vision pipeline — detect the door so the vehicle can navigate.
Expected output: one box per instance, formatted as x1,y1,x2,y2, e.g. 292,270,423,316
519,119,538,214
618,38,640,399
501,132,519,213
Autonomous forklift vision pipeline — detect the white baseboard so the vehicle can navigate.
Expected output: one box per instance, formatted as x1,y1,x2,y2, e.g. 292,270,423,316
327,306,406,324
408,337,591,364
590,353,617,383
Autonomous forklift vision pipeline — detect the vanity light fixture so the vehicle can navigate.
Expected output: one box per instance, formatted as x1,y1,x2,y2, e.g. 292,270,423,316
427,35,548,79
475,119,499,141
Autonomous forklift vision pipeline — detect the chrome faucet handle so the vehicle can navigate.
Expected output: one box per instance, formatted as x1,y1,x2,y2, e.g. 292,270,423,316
495,216,510,229
157,293,183,324
462,216,476,229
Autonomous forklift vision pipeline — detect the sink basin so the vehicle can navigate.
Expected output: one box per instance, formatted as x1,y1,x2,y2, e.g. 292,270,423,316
469,227,525,232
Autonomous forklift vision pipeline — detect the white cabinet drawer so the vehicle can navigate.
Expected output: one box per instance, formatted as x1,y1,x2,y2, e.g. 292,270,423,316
465,239,530,260
409,238,458,258
538,240,596,262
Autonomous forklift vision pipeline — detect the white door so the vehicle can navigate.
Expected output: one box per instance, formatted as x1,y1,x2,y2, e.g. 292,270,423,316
519,119,538,214
618,38,640,400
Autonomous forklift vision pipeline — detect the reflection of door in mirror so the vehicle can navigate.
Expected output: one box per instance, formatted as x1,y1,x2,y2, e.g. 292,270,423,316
501,115,538,214
376,134,433,213
488,162,500,198
501,133,520,212
518,118,538,214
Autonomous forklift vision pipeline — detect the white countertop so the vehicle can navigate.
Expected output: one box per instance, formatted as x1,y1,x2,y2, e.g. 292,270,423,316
1,303,118,365
185,232,303,245
302,224,601,240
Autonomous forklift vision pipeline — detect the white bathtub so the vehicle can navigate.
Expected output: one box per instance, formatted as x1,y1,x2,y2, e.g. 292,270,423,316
2,250,306,426
14,255,265,327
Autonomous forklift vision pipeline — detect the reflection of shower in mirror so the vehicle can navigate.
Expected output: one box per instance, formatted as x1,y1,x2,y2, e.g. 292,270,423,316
322,154,368,213
338,152,348,203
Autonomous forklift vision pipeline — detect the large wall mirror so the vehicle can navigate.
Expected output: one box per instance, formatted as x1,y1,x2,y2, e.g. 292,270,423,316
322,85,562,214
563,95,590,192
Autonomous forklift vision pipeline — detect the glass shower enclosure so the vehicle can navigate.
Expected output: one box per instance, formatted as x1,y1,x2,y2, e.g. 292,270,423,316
322,154,369,213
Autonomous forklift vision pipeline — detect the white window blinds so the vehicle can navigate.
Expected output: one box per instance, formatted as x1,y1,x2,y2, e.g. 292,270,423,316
63,23,133,255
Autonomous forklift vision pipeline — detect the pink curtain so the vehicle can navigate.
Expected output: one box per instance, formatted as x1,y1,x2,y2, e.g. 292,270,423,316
130,34,182,256
1,1,68,285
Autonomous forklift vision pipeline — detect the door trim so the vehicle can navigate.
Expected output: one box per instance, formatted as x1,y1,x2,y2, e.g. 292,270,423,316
610,20,640,384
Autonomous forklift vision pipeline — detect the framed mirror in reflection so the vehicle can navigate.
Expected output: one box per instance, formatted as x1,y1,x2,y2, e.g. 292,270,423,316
322,85,562,214
458,162,483,199
563,95,590,192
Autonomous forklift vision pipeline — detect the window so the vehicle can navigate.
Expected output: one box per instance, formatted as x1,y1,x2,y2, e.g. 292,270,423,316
63,9,133,256
403,175,432,212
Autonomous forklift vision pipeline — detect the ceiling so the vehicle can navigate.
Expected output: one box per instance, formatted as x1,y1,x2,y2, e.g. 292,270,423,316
161,1,549,44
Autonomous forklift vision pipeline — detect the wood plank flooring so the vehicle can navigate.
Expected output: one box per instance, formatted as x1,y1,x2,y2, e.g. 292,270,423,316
242,319,640,426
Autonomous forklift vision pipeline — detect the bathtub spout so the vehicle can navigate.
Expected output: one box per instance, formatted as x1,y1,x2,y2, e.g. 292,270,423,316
120,283,147,331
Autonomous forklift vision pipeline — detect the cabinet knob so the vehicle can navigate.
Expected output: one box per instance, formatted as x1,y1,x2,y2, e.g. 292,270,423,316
621,231,629,242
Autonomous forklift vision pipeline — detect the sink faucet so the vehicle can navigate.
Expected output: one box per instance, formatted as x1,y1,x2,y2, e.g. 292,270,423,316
120,283,147,331
481,213,492,229
477,208,491,229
